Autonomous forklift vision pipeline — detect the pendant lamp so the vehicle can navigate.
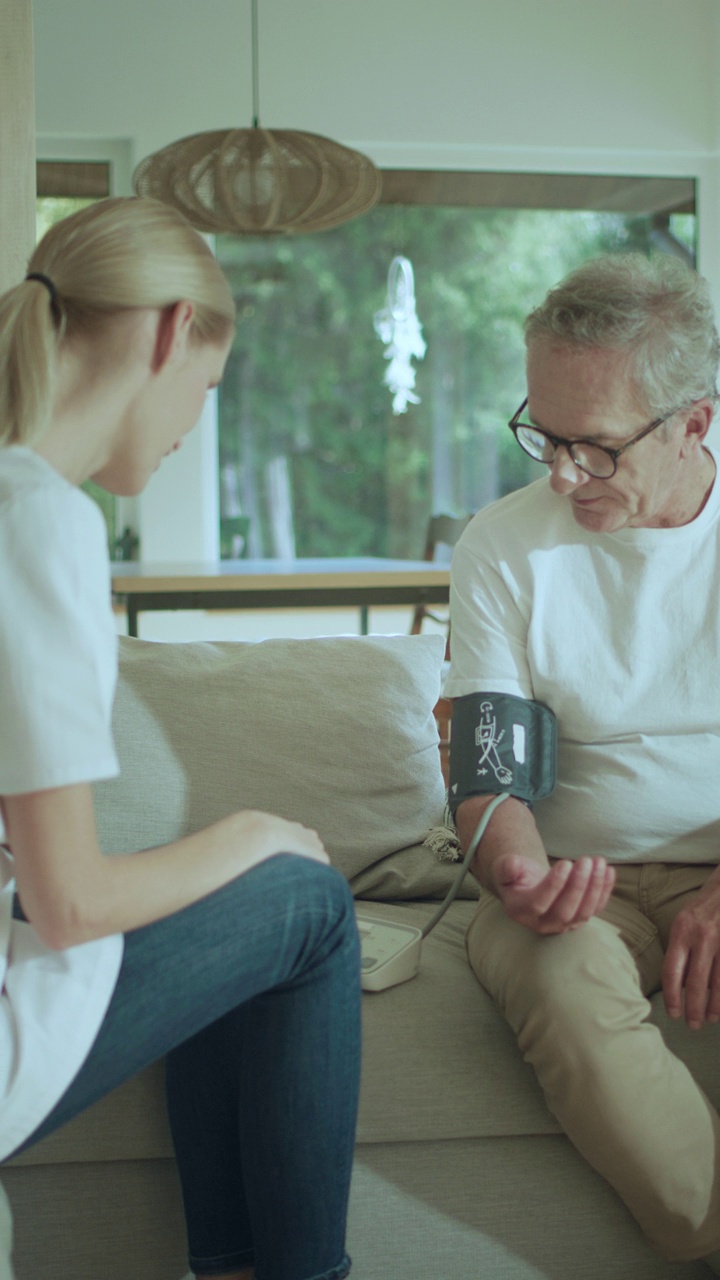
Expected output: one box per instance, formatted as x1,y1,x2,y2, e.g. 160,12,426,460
133,0,382,235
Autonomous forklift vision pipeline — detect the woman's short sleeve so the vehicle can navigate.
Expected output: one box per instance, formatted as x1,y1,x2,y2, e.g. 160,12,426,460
0,483,120,794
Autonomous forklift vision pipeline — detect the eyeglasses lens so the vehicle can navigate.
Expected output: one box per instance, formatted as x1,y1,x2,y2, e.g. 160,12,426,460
515,425,614,479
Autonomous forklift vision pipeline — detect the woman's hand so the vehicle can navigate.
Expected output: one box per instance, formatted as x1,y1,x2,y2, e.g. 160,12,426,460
4,785,330,949
222,810,329,869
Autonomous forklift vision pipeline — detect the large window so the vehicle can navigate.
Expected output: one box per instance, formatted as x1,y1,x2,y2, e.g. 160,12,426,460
215,171,695,560
34,162,698,565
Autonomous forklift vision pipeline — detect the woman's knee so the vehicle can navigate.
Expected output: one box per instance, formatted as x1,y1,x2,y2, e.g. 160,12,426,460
246,855,357,957
262,853,354,916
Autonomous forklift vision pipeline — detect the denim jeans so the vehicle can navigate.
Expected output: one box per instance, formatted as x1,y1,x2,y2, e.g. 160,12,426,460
14,854,362,1280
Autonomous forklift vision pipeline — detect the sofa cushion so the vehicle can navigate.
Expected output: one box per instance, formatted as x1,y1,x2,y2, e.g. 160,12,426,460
15,898,720,1167
94,633,449,891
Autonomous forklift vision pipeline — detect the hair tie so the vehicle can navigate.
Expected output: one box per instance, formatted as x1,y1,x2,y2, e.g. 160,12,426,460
25,272,61,321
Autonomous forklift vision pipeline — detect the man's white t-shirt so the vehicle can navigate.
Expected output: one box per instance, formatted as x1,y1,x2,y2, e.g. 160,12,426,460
445,447,720,865
0,447,123,1159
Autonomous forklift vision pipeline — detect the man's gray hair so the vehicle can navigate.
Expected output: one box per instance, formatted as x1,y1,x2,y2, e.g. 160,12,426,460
524,253,720,416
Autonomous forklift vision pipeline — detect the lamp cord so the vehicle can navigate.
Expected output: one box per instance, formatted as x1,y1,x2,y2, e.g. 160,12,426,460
251,0,260,127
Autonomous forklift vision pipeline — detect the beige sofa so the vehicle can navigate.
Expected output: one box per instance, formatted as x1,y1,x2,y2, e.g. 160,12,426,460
4,632,717,1279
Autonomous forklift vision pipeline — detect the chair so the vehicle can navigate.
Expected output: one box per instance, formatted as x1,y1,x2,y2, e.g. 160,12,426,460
410,512,473,655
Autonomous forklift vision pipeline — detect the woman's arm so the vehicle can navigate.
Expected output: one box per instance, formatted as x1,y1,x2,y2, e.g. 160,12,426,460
2,784,328,949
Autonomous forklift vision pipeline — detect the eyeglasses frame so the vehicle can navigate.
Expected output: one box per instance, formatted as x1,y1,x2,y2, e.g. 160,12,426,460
508,398,688,479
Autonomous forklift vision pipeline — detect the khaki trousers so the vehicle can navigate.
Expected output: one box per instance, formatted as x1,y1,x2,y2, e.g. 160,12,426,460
466,863,720,1261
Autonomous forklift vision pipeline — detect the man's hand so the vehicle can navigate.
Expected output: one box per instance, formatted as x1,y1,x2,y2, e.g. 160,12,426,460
663,877,720,1029
493,854,615,935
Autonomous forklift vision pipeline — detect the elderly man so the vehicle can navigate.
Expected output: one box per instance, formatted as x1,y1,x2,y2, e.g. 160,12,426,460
445,253,720,1270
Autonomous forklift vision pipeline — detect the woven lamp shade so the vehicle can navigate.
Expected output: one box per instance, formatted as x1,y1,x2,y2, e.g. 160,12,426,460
133,127,382,234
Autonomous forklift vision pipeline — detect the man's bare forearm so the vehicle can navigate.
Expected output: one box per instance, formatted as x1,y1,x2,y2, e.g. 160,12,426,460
456,794,615,932
455,794,550,894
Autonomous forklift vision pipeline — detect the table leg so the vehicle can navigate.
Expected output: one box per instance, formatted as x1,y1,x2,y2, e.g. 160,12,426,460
127,599,139,638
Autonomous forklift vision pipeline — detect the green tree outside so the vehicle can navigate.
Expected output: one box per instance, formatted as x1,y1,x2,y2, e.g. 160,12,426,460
216,206,694,560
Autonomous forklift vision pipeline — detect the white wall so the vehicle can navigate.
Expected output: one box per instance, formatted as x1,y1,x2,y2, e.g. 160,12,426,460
31,0,720,156
30,0,720,559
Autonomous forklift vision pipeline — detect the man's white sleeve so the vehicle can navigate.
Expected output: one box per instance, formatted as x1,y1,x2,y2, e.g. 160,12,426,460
444,538,534,700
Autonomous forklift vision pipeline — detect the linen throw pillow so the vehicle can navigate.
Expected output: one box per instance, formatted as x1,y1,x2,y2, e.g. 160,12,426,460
93,633,448,888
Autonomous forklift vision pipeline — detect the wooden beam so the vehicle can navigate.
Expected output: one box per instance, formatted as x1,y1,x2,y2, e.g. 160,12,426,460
37,160,111,199
0,0,35,293
380,170,696,217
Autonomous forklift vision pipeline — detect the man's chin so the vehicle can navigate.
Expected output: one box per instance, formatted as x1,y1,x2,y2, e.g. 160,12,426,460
570,498,621,532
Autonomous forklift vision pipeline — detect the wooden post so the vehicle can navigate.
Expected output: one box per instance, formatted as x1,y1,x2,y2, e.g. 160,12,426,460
0,0,35,293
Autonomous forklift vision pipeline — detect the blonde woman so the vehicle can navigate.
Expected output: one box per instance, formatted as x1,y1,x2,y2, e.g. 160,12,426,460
0,197,361,1280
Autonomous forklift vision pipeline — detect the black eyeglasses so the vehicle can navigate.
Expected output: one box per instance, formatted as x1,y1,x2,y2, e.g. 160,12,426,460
508,398,685,479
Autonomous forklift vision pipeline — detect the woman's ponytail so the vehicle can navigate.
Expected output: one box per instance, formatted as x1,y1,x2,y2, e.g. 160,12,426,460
0,281,60,446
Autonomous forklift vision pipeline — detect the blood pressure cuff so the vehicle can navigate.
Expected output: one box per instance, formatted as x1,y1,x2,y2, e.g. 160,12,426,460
448,692,557,815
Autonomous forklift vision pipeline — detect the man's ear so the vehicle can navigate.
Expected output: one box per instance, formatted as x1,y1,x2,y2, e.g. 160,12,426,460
151,301,195,373
680,398,714,456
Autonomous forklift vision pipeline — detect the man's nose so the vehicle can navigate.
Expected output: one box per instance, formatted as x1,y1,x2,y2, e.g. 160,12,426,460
548,446,589,493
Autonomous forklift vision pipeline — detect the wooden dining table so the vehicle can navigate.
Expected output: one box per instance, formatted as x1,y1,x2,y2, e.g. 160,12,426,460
111,557,451,637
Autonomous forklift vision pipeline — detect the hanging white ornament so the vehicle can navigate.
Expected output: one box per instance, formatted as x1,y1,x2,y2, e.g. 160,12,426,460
373,255,427,414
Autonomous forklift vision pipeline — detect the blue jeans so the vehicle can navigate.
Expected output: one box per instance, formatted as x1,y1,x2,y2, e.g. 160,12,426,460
13,855,361,1280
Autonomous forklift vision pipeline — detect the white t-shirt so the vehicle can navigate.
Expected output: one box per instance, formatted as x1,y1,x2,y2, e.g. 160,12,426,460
445,448,720,865
0,447,122,1159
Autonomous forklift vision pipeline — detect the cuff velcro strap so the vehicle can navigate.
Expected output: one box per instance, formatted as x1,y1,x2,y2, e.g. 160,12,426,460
448,692,557,814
